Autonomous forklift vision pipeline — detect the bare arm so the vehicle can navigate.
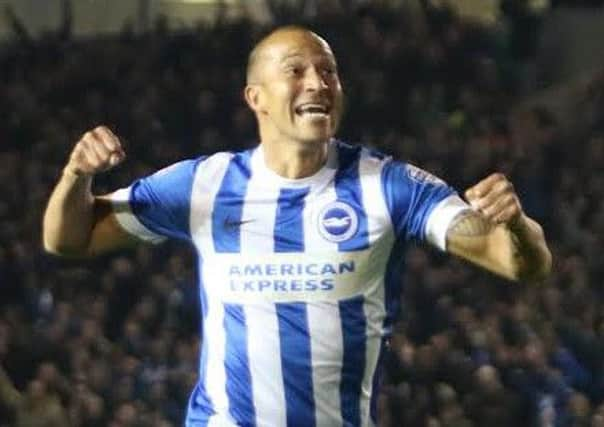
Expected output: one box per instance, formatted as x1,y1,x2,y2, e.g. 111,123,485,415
446,173,552,282
43,126,136,257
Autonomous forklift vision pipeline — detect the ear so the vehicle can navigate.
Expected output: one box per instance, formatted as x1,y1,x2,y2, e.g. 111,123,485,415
244,84,265,114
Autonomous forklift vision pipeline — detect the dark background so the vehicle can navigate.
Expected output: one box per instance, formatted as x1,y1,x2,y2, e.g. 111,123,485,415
1,0,604,426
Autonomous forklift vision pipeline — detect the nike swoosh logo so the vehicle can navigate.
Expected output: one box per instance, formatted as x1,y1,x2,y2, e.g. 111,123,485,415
224,218,255,230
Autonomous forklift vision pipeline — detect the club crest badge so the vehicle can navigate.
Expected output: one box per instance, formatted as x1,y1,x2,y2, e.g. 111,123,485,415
318,201,358,243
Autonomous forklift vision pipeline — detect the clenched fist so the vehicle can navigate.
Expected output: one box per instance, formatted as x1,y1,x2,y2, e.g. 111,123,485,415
64,126,126,177
465,173,523,227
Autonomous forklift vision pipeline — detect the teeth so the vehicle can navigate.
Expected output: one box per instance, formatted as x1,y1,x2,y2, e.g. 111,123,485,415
296,104,328,114
305,112,328,118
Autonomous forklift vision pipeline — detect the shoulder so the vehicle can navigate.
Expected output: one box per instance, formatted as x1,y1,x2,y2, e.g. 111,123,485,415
156,148,252,179
333,139,390,160
398,163,446,186
199,147,255,168
333,139,392,173
153,156,205,176
381,158,447,188
332,140,447,187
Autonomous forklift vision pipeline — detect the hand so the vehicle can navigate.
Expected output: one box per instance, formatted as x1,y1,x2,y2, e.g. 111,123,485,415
64,126,126,177
464,173,524,227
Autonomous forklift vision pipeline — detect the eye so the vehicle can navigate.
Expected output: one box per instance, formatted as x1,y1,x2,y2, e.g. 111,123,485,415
320,65,337,78
322,67,335,76
284,65,303,77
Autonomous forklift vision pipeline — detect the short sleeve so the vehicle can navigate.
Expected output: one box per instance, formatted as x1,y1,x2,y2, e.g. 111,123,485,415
110,158,203,243
381,161,470,250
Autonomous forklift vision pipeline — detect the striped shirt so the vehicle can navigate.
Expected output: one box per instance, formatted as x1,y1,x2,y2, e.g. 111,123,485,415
111,139,469,427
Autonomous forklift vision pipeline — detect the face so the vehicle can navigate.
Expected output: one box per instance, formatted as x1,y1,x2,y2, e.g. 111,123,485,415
247,31,344,147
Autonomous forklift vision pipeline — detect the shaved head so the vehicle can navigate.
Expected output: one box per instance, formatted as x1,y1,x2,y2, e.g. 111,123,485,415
246,26,334,85
243,25,343,148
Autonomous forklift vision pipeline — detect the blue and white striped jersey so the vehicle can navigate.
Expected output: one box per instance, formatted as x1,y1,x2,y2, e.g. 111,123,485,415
111,140,469,427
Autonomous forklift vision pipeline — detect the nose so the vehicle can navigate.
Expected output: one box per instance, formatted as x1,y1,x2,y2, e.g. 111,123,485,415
304,67,329,91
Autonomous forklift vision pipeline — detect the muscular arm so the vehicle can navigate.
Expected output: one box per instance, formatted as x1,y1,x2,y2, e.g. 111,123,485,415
446,208,552,282
42,126,136,257
42,170,135,257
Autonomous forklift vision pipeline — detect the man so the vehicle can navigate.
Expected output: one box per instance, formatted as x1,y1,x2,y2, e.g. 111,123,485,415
0,367,69,427
43,26,551,427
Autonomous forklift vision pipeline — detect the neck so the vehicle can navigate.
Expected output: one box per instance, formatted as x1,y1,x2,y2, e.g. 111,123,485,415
261,139,329,179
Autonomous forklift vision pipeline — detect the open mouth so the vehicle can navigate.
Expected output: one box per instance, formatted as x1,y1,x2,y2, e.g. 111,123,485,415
295,103,331,119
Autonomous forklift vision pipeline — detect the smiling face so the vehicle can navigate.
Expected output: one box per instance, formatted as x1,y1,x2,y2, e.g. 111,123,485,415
245,28,344,149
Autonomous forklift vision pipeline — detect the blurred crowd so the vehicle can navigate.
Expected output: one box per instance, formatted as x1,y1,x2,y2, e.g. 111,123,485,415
1,0,604,426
